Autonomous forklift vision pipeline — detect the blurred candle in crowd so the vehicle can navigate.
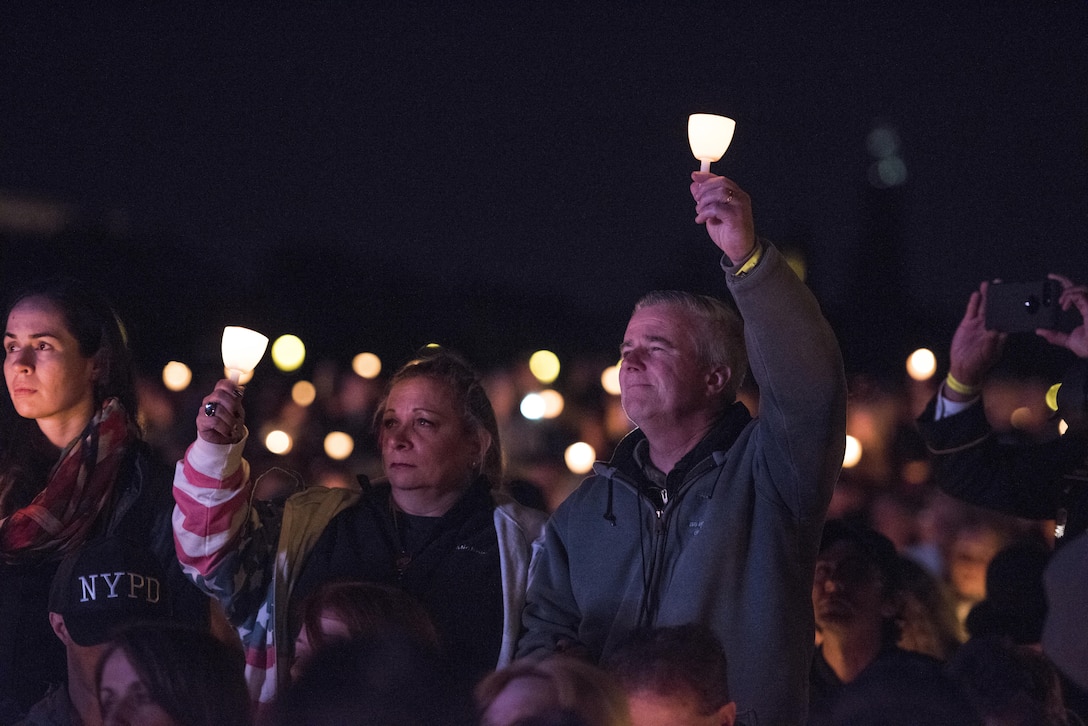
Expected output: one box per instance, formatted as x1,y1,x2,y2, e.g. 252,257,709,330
521,393,546,421
565,442,596,475
906,348,937,381
265,430,292,455
292,380,317,407
324,431,354,460
539,389,564,419
842,435,862,468
162,361,192,392
529,350,560,384
600,364,620,396
353,352,382,379
272,334,306,372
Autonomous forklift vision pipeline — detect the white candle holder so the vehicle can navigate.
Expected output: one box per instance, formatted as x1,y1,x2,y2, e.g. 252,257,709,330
688,114,736,172
221,326,269,383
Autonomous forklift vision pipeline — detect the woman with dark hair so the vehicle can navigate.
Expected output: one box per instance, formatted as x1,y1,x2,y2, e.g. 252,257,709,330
96,622,251,726
0,279,206,723
174,348,546,707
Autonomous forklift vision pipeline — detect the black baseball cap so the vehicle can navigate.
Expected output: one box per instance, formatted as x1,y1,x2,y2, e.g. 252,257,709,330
48,536,170,646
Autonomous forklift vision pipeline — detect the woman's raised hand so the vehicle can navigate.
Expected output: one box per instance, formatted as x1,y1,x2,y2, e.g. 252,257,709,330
197,379,246,445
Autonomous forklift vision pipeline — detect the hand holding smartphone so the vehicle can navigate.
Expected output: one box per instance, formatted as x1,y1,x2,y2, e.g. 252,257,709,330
985,279,1073,333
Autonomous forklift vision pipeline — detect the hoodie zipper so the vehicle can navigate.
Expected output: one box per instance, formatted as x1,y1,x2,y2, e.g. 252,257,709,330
650,486,668,531
620,459,718,627
639,484,672,627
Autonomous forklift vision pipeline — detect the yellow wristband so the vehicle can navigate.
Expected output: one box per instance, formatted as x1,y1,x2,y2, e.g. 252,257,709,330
945,372,981,397
733,243,763,277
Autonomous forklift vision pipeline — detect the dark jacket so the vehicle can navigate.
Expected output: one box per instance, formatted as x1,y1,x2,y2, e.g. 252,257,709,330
14,684,75,726
917,395,1088,544
294,479,509,685
0,442,207,724
808,646,978,726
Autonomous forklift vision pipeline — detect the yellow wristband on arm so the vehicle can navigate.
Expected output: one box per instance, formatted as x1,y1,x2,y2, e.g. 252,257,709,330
945,372,981,397
733,243,763,277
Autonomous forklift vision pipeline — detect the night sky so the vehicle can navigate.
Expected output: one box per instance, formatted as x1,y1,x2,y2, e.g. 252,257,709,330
3,3,1086,381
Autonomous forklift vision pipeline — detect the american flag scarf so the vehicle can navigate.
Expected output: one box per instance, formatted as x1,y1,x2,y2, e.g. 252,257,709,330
0,398,133,563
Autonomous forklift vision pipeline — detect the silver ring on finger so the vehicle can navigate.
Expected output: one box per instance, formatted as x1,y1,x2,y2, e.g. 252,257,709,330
204,402,218,417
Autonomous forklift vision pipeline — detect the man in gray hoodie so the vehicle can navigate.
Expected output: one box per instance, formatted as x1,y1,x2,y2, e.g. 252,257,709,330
518,172,847,725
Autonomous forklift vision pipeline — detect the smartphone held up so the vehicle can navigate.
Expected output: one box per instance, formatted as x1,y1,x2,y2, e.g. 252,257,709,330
985,279,1077,333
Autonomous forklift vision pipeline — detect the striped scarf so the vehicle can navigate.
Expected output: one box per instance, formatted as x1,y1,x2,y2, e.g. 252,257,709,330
0,398,133,563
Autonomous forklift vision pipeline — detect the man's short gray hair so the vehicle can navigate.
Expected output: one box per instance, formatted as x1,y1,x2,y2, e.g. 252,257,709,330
633,290,748,402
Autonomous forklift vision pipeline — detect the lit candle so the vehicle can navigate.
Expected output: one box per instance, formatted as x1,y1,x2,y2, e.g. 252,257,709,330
688,114,736,172
221,326,269,383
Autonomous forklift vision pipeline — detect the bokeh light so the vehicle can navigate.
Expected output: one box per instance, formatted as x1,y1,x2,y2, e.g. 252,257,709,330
291,380,317,407
162,361,192,392
520,393,546,421
600,364,621,396
784,248,807,282
271,334,306,372
901,460,931,486
1010,406,1036,430
906,348,937,382
867,125,900,158
869,157,908,188
842,435,862,468
529,350,560,384
866,123,907,189
324,431,354,460
353,352,382,379
539,389,565,419
264,429,292,455
564,442,596,474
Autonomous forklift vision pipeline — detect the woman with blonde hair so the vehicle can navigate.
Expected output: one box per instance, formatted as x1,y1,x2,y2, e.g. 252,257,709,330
174,348,546,706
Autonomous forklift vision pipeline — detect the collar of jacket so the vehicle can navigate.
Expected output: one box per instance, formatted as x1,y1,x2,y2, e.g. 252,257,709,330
593,402,752,525
607,402,751,479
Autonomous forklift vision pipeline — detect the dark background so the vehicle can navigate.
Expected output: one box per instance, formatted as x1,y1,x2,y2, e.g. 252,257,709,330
3,3,1086,382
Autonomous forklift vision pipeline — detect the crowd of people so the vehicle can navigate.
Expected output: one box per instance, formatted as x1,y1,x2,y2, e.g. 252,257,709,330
1,171,1085,726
